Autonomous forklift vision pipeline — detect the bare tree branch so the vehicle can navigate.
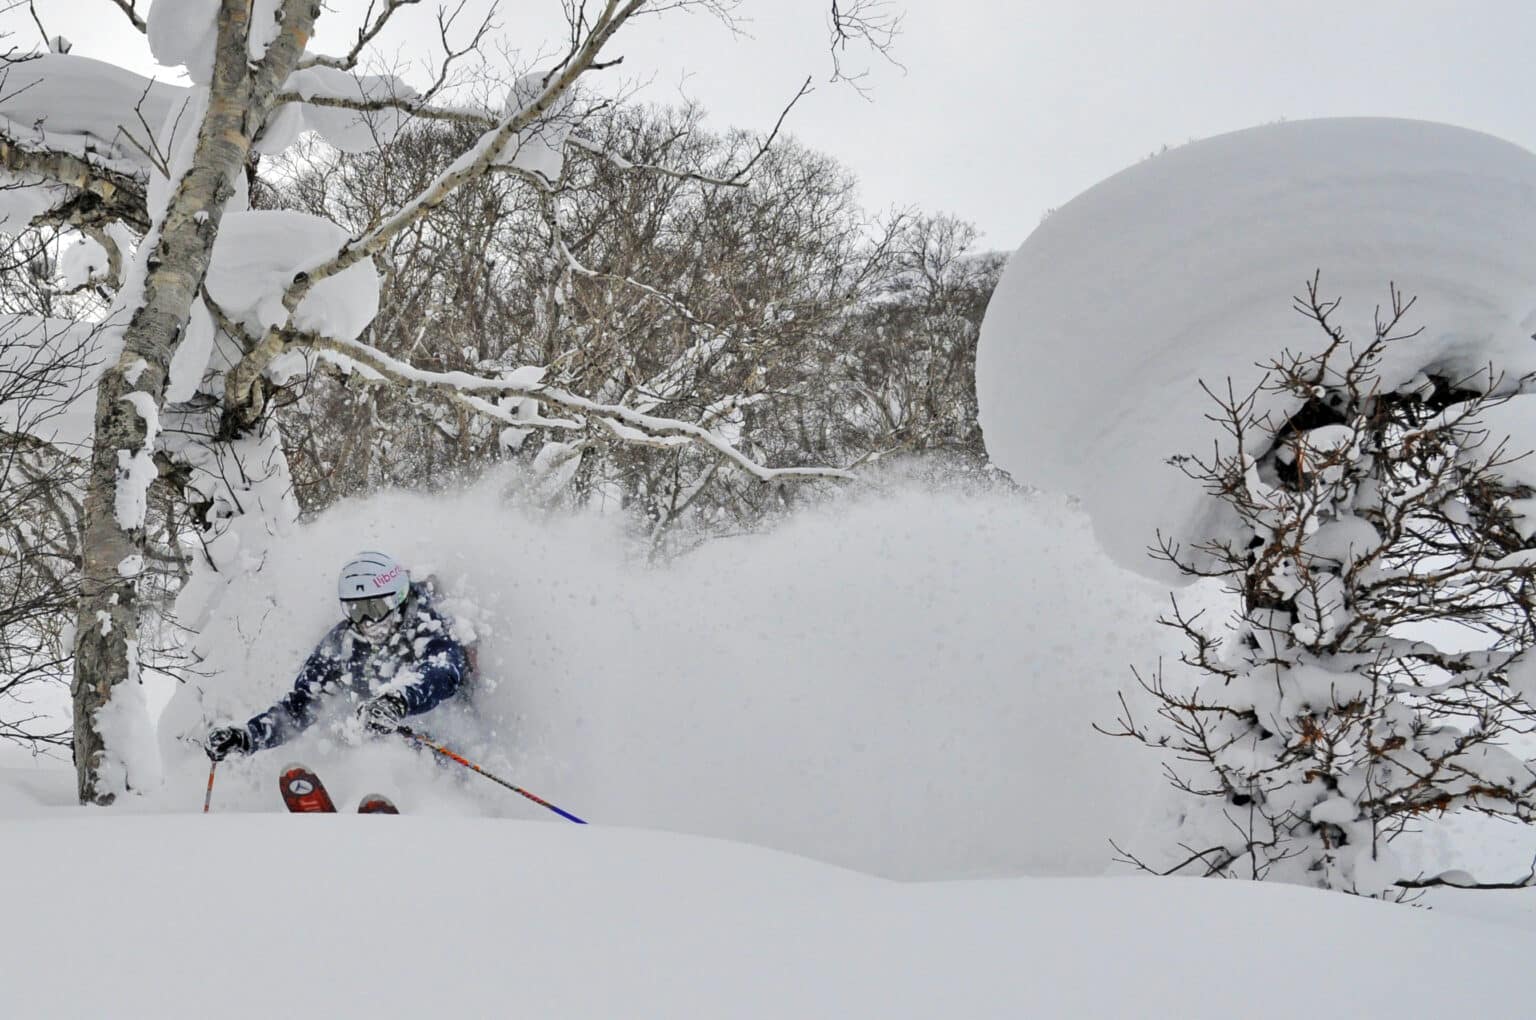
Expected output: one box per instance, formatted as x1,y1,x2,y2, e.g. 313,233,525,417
27,0,47,45
295,3,639,300
299,0,422,72
103,0,148,35
828,0,903,91
565,75,812,188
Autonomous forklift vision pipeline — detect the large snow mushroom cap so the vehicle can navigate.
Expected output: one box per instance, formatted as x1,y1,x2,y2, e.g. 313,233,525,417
337,551,410,604
975,117,1536,581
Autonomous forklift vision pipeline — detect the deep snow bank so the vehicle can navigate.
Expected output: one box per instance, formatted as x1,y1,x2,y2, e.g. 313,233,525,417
157,479,1185,878
4,815,1535,1020
977,118,1536,578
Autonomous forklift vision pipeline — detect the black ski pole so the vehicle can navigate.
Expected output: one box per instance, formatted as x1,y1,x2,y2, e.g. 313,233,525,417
395,725,587,824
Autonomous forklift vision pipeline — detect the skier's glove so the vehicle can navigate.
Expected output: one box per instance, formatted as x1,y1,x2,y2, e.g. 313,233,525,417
204,725,252,761
358,692,407,735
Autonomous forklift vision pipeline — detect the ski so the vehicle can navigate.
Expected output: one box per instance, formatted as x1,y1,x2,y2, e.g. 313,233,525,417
279,762,337,813
357,794,399,815
280,764,399,814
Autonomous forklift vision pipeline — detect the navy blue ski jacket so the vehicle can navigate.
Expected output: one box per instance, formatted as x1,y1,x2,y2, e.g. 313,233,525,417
243,582,469,750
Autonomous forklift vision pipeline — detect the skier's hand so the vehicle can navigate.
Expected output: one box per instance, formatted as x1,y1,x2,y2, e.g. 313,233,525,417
358,692,407,735
204,725,252,761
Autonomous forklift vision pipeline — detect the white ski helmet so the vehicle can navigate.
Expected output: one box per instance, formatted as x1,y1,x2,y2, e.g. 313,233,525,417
337,551,410,615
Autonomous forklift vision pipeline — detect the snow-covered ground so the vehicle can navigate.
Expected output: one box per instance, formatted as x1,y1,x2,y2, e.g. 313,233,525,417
2,809,1535,1019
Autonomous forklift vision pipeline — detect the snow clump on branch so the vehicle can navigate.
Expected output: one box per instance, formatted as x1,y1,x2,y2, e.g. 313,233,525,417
0,54,190,172
146,0,221,84
147,0,286,83
494,73,577,183
261,68,419,154
205,210,380,341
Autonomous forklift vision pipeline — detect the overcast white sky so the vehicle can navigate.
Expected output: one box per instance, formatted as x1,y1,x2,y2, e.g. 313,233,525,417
9,1,1536,250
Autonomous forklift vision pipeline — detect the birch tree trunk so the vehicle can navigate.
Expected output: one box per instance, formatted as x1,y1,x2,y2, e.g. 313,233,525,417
71,0,318,804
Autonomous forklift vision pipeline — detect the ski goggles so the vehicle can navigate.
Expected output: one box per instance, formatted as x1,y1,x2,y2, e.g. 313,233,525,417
341,594,400,624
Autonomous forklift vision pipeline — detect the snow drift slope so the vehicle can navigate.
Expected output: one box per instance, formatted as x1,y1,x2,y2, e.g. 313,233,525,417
156,481,1185,880
3,815,1534,1019
977,118,1536,579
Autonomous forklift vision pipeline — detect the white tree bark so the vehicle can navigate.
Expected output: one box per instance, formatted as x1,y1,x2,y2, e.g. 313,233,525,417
71,0,318,804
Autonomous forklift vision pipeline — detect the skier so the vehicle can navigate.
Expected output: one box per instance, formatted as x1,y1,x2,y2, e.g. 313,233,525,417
202,551,470,762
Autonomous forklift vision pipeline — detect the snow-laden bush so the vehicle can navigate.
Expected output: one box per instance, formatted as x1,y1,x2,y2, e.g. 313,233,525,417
1107,280,1536,896
976,116,1536,894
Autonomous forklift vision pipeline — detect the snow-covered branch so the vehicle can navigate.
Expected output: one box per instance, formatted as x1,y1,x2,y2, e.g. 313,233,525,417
268,89,494,129
286,0,493,126
1395,862,1536,890
0,133,149,232
291,328,850,483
